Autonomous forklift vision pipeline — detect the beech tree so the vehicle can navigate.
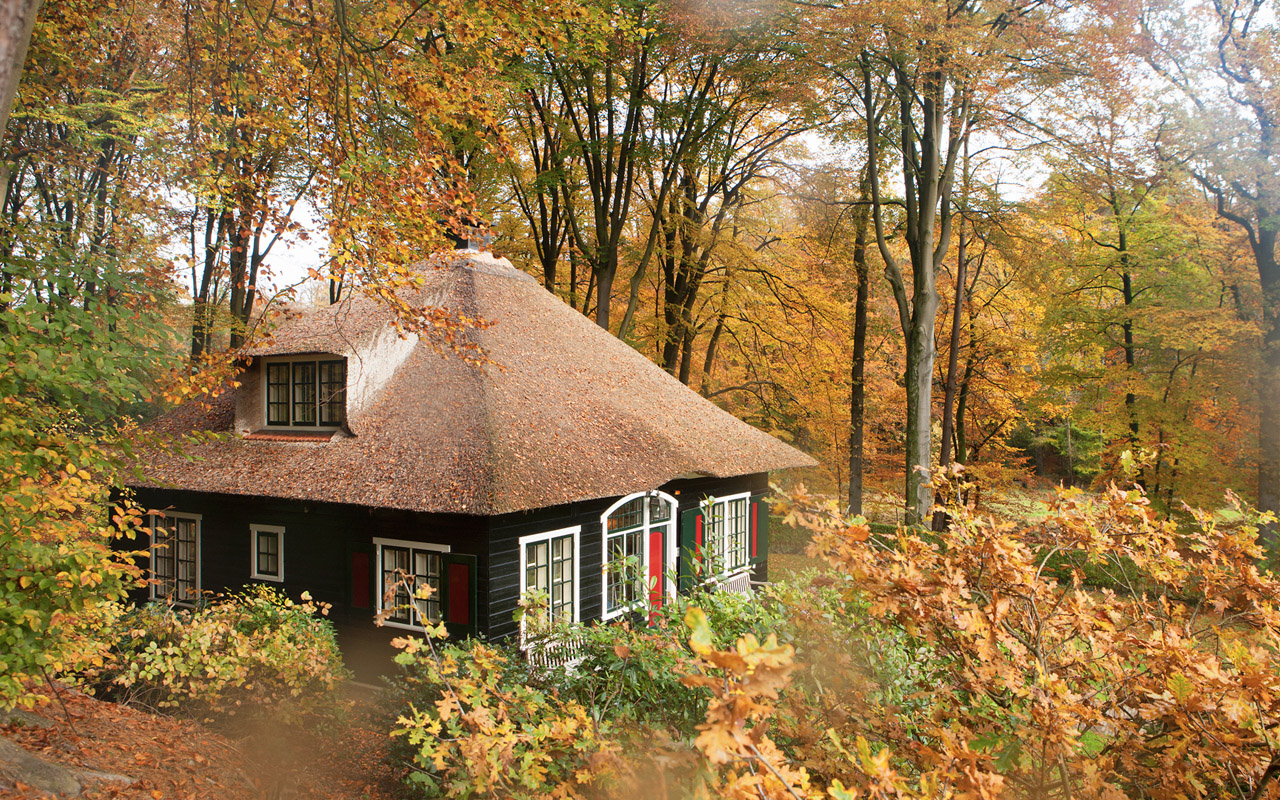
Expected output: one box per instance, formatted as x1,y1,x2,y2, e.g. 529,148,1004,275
1140,0,1280,546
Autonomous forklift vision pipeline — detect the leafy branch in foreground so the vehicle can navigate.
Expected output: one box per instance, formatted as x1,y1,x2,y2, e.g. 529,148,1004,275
780,479,1280,798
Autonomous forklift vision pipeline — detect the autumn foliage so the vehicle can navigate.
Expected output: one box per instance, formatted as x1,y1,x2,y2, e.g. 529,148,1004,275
380,482,1280,800
780,481,1280,799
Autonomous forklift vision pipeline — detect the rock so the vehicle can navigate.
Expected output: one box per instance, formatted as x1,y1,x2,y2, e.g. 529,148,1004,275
72,768,134,788
2,709,54,730
0,736,81,797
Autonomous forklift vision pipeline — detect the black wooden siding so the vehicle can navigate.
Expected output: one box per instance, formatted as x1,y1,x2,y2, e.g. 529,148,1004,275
125,488,489,673
484,472,771,641
124,471,774,670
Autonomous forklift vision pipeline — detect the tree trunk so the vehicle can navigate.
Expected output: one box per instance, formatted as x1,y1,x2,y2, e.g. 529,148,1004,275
848,174,871,517
862,55,967,525
1256,226,1280,557
933,195,967,531
904,294,939,524
701,302,727,392
191,208,228,360
0,0,40,193
1119,232,1139,446
594,262,613,330
955,355,973,464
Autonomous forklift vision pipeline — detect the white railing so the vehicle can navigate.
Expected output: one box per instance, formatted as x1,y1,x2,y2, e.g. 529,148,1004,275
721,569,753,595
523,626,588,670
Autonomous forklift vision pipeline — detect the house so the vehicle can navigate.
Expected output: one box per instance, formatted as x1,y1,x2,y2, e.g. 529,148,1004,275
125,250,814,673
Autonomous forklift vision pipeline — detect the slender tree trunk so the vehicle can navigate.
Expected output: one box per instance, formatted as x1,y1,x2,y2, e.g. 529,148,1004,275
191,208,228,360
701,303,727,392
1256,226,1280,556
933,203,967,532
862,56,966,525
848,174,871,517
678,324,694,385
1120,247,1139,444
569,247,579,310
956,356,973,464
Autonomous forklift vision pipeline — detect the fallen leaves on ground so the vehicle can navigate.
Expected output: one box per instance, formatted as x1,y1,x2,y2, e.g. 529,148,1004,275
0,686,402,800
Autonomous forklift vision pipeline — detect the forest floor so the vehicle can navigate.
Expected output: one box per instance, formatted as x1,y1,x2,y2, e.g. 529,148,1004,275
768,483,1065,581
0,685,402,800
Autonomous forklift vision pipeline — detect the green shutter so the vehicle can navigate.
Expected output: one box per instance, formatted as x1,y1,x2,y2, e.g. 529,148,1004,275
441,553,478,639
749,494,769,581
677,507,704,593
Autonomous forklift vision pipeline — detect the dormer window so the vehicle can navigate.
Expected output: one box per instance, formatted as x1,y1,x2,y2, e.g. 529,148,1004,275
265,357,346,428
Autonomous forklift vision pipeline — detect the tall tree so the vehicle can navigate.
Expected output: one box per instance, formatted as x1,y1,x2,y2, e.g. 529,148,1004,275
1141,0,1280,545
859,39,971,523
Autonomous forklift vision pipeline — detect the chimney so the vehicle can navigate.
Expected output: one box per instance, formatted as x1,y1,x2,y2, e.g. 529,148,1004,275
463,227,493,253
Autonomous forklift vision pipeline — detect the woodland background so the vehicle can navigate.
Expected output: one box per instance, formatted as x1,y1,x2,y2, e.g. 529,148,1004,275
5,0,1280,796
3,0,1275,528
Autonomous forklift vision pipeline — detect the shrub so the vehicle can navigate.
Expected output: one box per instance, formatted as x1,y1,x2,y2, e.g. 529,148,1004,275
86,584,348,722
388,633,624,799
778,481,1280,798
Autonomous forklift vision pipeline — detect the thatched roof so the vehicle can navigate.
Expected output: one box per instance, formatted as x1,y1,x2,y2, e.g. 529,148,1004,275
136,252,815,515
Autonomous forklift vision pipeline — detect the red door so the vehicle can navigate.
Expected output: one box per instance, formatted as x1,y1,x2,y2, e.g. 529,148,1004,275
648,526,666,613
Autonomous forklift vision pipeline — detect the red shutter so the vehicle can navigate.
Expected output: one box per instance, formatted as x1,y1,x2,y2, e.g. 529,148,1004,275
446,561,471,626
351,551,370,609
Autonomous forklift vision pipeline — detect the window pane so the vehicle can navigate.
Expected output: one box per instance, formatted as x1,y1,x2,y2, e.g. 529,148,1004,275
319,360,346,426
704,502,724,568
266,363,290,425
728,499,748,569
292,361,317,425
256,530,279,577
649,496,671,523
526,541,549,594
413,550,441,623
525,536,573,625
606,497,644,532
151,515,176,599
605,529,642,614
175,518,197,602
382,545,410,623
550,534,574,623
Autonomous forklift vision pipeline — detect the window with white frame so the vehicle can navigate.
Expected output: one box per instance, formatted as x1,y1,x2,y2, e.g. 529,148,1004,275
601,491,675,619
701,493,750,576
150,512,200,604
519,527,579,633
374,538,449,629
265,357,346,428
250,525,284,582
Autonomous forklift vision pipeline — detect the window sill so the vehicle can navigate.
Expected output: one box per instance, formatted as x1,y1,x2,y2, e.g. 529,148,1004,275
377,619,428,632
601,603,644,622
244,430,338,442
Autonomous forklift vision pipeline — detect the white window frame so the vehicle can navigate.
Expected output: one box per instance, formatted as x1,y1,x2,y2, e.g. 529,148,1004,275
149,511,201,605
373,537,451,632
250,524,285,582
599,491,678,621
262,354,347,431
700,491,752,580
518,526,581,640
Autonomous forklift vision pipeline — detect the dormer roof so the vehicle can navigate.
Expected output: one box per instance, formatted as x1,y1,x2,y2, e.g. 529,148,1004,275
135,252,815,515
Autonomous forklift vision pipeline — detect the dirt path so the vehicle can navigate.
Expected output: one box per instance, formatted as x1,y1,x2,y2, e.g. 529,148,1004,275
0,686,403,800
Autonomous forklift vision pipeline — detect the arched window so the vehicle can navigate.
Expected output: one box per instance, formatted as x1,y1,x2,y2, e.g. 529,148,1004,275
601,491,676,619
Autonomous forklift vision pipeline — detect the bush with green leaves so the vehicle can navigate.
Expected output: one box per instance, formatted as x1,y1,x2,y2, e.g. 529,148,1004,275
386,633,624,799
85,585,349,722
